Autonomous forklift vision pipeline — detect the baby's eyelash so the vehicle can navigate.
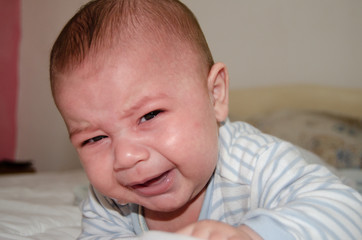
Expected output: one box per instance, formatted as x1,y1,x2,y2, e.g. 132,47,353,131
140,110,163,123
82,135,108,146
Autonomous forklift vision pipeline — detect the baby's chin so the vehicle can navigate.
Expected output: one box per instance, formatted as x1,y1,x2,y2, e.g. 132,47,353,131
137,195,191,212
107,193,179,212
143,188,206,214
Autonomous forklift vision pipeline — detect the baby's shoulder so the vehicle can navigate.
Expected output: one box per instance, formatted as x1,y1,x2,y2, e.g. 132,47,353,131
217,120,301,183
219,120,281,151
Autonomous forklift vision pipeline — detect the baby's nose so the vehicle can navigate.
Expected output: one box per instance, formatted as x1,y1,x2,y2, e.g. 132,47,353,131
113,138,150,170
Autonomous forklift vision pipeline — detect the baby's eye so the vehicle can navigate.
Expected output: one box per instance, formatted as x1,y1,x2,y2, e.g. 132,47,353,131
82,135,108,146
140,110,163,123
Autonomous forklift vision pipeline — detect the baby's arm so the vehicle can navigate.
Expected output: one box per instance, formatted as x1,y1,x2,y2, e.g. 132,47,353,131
177,220,262,240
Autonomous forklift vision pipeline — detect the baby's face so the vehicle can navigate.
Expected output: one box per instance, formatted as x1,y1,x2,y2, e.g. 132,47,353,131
55,44,224,212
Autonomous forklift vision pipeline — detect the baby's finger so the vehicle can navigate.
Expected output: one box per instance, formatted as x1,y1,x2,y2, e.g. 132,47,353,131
176,222,226,240
177,224,216,239
176,224,197,236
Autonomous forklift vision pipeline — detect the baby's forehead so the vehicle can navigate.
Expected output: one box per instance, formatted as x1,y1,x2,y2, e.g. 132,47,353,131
54,51,208,112
96,36,203,70
59,40,204,84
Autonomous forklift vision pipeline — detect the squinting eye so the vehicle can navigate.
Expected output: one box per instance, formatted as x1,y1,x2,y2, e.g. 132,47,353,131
82,135,108,146
140,110,163,123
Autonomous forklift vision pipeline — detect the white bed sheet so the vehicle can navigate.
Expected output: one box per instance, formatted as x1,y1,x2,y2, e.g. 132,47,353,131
0,169,88,240
0,169,199,240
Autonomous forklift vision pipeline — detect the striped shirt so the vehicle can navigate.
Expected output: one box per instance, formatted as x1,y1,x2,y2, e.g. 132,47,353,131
78,120,362,239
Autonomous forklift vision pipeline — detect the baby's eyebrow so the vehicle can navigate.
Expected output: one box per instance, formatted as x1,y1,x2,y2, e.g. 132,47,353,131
121,93,169,117
69,128,81,139
69,125,93,139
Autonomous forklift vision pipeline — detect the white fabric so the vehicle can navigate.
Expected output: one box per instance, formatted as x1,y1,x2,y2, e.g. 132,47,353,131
0,170,198,240
0,169,88,240
216,121,362,239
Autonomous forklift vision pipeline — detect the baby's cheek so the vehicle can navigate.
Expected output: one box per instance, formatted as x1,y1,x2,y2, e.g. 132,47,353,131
83,163,113,192
91,175,131,202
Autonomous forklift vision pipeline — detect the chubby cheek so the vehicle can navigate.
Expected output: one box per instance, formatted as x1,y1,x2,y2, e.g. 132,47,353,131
163,112,219,179
79,152,125,197
81,154,109,185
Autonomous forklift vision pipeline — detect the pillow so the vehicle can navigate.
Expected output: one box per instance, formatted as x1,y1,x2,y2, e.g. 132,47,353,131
247,110,362,169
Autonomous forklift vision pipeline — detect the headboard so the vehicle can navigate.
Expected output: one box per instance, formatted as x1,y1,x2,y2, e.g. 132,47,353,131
229,84,362,121
228,84,362,170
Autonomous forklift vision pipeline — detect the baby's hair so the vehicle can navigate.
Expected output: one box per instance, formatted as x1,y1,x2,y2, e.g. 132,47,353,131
50,0,214,91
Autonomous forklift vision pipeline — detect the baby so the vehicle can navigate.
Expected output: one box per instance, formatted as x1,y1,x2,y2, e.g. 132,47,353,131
50,0,362,239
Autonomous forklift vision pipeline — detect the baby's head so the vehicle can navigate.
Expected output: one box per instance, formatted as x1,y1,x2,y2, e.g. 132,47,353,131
51,0,229,212
50,0,214,92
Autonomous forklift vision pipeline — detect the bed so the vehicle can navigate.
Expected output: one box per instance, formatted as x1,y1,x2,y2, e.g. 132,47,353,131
1,84,361,239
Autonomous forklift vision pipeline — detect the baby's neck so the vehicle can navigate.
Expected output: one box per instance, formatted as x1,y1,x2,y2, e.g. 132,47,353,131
144,188,206,232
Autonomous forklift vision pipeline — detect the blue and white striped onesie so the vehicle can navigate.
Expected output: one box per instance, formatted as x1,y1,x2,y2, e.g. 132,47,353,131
78,120,362,239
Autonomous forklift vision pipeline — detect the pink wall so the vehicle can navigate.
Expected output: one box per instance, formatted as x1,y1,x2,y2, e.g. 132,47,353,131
0,0,20,160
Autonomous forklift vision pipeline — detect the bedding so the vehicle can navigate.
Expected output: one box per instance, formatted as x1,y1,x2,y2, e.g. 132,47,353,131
1,84,361,239
0,170,198,240
247,109,362,169
0,169,88,240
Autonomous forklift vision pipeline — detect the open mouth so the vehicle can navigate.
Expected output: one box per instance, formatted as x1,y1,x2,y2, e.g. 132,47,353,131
133,171,169,188
129,170,173,196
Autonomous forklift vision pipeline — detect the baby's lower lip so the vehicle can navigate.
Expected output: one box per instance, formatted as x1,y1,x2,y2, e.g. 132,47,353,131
130,170,174,196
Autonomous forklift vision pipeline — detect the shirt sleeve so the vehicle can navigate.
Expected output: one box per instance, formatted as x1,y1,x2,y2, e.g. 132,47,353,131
242,141,362,240
78,185,138,239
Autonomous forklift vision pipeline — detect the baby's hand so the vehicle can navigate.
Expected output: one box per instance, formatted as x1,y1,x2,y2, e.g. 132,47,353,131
176,220,262,240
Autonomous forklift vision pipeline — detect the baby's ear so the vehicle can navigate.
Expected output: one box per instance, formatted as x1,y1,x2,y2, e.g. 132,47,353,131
207,62,229,122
